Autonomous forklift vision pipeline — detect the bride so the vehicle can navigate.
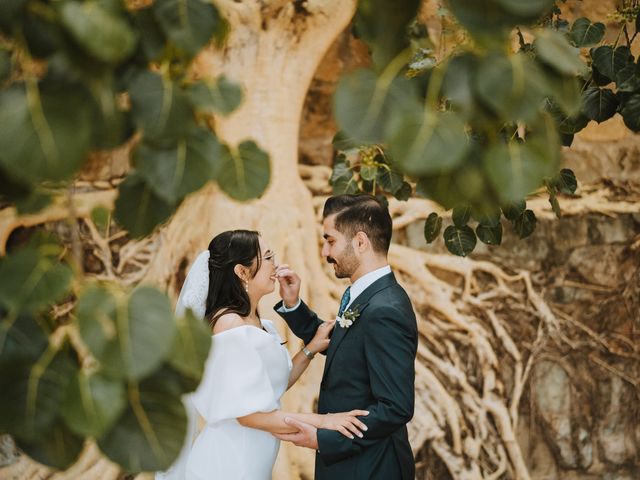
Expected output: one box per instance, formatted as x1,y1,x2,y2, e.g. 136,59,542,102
157,230,368,480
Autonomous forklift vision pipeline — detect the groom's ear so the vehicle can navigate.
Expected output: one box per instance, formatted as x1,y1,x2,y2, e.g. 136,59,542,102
354,231,370,252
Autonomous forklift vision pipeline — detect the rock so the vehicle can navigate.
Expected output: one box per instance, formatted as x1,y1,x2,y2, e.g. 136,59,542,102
597,376,638,465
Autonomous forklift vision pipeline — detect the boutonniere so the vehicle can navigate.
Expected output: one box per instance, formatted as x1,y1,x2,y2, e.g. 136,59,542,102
336,306,360,329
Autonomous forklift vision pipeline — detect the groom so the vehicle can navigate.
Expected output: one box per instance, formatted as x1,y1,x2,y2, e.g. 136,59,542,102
274,194,418,479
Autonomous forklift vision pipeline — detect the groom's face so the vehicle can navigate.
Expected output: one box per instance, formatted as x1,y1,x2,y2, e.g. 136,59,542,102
322,214,359,279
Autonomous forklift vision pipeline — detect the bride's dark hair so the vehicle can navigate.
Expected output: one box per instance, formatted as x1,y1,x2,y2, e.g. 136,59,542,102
205,229,262,328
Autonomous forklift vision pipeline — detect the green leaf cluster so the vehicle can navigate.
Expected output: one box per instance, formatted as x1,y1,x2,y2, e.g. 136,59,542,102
0,240,211,472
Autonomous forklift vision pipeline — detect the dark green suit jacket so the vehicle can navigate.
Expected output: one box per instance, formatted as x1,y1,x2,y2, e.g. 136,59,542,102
274,272,418,480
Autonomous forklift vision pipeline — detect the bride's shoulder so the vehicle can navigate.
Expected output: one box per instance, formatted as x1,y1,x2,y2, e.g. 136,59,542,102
212,312,245,335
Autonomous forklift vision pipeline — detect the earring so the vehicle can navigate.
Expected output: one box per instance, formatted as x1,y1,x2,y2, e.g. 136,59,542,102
244,280,249,293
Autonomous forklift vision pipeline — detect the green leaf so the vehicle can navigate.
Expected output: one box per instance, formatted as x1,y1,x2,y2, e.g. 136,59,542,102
394,181,413,201
332,131,360,151
0,346,77,442
376,167,404,194
423,212,442,243
0,84,93,184
217,140,271,201
452,205,471,227
590,45,632,82
542,66,582,116
0,311,49,364
389,111,468,176
501,199,526,221
0,248,72,314
330,161,359,194
16,420,84,470
59,1,138,64
569,17,605,47
472,208,501,227
355,0,421,69
554,168,577,194
475,52,548,122
75,284,118,361
620,92,640,132
0,48,10,83
129,70,194,147
476,222,502,245
443,225,477,257
334,69,420,145
152,0,223,58
581,87,618,123
135,127,223,204
534,30,586,76
441,53,477,117
133,7,166,63
0,0,28,32
359,165,377,181
495,0,555,18
512,209,537,238
95,287,177,381
485,116,560,203
114,172,175,238
98,367,187,471
188,76,243,116
615,62,640,92
446,0,514,43
60,371,126,438
168,310,211,381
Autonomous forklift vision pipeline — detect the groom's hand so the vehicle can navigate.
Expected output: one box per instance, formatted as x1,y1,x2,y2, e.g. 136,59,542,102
273,417,318,450
275,264,301,308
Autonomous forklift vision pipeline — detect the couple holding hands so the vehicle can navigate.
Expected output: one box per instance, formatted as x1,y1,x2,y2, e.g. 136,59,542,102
157,194,418,480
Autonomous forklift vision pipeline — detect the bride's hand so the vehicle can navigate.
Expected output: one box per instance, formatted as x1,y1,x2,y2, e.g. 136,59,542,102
320,410,369,439
306,320,335,354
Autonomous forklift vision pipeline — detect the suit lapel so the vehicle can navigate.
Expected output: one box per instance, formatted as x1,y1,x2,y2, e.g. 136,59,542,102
323,272,397,375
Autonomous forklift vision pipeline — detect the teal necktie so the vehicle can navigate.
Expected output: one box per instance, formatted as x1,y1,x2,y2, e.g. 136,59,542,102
338,286,351,317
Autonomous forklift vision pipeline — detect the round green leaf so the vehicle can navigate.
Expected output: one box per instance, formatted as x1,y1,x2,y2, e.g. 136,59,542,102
376,167,404,194
188,76,243,116
590,45,632,82
394,181,412,201
0,346,77,442
534,30,586,76
615,62,640,92
569,18,605,47
16,420,84,470
217,140,271,201
389,111,469,176
98,367,187,471
512,209,537,238
152,0,223,58
0,84,93,184
581,87,618,123
0,247,72,314
620,92,640,131
501,199,526,221
476,222,503,245
452,205,471,227
441,53,478,117
168,310,211,381
330,160,358,194
129,70,194,147
60,370,126,438
423,212,442,243
542,65,582,116
135,127,224,205
446,0,514,43
132,7,166,63
59,1,138,64
475,52,548,122
472,208,501,227
334,68,420,145
98,287,177,381
114,172,175,238
495,0,555,18
0,311,49,364
443,225,477,257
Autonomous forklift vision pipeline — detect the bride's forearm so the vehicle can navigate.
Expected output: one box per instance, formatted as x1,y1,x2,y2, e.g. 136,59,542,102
287,350,311,389
237,410,324,434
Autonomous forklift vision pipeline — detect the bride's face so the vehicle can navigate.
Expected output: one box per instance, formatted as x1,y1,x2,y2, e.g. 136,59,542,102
248,237,277,297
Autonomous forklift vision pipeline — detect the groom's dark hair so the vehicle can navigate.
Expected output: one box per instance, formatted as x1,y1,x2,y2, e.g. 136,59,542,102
323,194,392,254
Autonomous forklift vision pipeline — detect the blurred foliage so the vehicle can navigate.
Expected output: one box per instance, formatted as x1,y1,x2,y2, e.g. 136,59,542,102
331,0,640,256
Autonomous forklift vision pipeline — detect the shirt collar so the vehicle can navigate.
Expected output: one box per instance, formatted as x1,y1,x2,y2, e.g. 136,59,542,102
346,265,392,308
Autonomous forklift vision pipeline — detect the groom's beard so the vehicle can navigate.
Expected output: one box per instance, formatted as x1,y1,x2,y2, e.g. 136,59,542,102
327,244,359,279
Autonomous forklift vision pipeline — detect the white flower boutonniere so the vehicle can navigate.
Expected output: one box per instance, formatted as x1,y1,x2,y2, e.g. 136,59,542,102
336,307,360,329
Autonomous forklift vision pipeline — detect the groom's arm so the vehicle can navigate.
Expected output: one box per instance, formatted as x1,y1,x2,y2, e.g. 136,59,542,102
274,299,324,347
317,304,417,465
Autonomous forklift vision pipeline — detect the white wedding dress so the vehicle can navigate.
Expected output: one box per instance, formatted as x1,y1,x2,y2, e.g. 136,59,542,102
158,319,292,480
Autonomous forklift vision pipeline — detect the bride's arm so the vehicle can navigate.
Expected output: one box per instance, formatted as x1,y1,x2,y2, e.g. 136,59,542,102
237,410,368,438
286,320,335,389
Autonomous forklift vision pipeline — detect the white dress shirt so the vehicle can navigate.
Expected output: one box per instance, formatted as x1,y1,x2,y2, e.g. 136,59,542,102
279,265,392,313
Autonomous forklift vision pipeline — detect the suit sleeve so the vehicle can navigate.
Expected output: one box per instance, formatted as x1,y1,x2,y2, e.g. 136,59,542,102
317,304,417,465
274,299,324,347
